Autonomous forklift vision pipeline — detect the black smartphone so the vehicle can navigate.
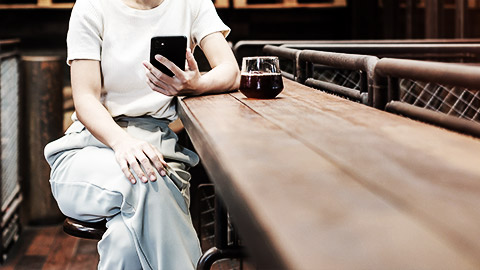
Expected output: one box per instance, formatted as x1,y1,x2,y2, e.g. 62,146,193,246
150,36,187,77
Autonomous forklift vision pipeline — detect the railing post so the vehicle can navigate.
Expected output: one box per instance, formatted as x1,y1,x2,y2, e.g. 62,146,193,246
387,77,400,104
373,72,388,110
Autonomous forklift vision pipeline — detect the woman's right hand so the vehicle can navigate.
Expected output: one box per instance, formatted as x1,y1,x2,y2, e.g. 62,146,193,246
111,136,168,184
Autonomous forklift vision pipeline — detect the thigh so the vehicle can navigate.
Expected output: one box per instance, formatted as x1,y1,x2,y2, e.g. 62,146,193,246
51,145,127,186
50,146,132,222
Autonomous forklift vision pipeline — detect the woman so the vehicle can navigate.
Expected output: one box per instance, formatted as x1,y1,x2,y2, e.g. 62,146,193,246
44,0,240,268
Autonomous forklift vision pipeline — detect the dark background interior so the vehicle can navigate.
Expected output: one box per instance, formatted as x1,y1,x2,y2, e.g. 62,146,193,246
2,0,480,82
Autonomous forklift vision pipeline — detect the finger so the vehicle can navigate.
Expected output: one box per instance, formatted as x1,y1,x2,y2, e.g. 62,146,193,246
135,150,157,183
142,145,164,181
126,154,148,183
146,77,175,96
186,48,199,72
145,70,169,89
155,54,184,77
118,158,136,184
142,61,175,85
153,148,168,177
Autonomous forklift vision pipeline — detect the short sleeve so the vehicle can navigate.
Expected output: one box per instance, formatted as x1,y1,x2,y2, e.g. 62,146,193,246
66,0,103,65
191,0,230,46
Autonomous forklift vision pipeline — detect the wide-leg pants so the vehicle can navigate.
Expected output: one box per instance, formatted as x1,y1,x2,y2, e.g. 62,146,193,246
44,116,202,270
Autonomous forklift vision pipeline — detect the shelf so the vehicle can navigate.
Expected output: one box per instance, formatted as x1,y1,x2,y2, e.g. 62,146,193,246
234,0,346,9
0,0,229,9
4,0,480,10
215,0,229,8
379,0,480,9
0,2,73,9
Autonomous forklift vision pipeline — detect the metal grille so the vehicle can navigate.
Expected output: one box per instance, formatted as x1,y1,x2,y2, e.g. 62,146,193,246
198,185,237,249
197,184,241,270
399,79,480,122
314,68,361,90
278,57,295,78
198,184,216,251
0,56,20,211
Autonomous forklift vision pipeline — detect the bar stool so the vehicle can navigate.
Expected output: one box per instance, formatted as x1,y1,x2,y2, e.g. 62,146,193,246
61,121,186,241
63,194,245,270
63,217,106,240
61,139,244,268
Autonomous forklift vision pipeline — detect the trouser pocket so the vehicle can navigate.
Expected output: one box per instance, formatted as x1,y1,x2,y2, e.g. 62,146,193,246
165,161,192,207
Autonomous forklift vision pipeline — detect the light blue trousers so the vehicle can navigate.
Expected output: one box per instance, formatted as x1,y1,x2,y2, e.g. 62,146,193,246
44,116,202,270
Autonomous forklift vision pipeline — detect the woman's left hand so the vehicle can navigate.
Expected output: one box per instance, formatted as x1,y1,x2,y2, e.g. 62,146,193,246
142,48,203,96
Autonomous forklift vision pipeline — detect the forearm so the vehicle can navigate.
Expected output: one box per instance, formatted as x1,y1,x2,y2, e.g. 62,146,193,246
195,61,240,95
194,32,240,95
74,93,130,149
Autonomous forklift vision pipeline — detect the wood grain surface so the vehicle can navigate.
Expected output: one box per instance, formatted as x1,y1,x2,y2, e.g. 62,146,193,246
178,78,480,270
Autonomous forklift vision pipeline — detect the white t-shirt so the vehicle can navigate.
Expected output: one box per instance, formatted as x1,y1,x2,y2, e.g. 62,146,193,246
67,0,230,120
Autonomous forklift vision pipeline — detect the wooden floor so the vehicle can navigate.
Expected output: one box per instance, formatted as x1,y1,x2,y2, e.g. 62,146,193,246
1,223,242,270
1,224,99,270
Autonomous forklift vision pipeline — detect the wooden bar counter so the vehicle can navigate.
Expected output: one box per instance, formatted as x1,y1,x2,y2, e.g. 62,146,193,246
178,79,480,269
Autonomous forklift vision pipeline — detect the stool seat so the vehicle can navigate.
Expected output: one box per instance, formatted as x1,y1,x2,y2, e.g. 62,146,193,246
63,217,107,240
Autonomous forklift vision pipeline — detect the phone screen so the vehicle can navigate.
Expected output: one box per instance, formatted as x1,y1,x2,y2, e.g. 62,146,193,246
150,36,187,77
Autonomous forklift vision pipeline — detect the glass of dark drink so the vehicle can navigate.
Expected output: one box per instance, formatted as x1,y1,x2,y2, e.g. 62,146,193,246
239,56,284,99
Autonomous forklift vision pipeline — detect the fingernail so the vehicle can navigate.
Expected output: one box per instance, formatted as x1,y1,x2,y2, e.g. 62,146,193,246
131,178,136,184
150,174,156,181
160,170,166,177
142,176,148,183
155,55,163,60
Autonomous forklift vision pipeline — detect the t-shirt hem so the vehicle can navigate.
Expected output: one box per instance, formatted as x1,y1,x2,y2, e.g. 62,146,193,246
195,27,231,47
67,52,101,65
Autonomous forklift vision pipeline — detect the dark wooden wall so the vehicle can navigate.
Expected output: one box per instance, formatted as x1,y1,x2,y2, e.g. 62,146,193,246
0,7,351,50
1,1,480,80
220,7,351,41
0,6,351,84
0,9,70,53
2,4,480,49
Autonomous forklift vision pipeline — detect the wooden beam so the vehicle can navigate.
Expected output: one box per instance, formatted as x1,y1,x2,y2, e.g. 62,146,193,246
383,0,400,39
405,0,414,38
455,0,468,38
425,0,444,38
37,0,52,6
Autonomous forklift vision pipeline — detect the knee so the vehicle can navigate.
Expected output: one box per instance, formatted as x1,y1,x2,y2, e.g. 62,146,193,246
53,181,122,222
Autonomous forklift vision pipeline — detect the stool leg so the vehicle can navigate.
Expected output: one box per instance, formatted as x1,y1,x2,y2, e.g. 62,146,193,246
196,195,244,270
215,195,228,250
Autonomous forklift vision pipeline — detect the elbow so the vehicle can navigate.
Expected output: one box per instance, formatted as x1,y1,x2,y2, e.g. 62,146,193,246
229,63,241,91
